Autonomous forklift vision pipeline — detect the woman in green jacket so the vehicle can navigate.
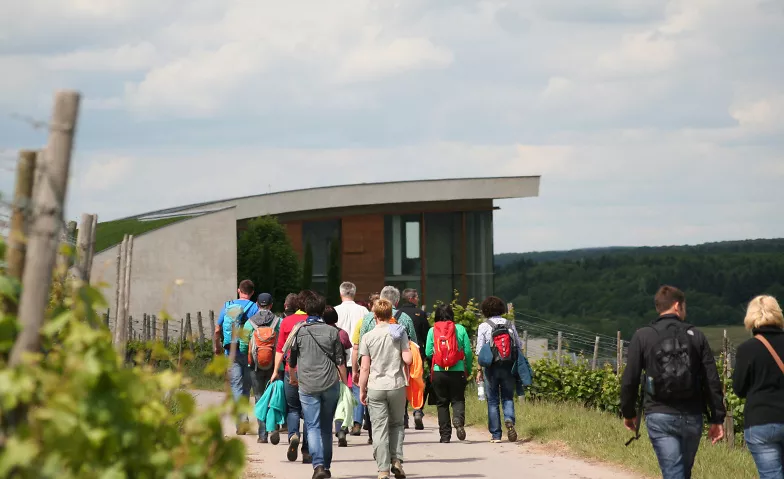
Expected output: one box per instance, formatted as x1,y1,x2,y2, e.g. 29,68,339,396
425,305,473,443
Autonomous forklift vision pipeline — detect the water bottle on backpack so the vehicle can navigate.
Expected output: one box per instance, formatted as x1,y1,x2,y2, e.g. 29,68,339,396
478,383,486,401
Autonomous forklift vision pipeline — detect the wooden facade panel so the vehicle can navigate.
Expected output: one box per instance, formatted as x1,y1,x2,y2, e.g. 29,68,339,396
341,214,385,300
284,221,304,258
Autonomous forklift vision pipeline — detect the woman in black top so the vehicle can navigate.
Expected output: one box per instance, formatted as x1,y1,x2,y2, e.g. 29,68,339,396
733,295,784,479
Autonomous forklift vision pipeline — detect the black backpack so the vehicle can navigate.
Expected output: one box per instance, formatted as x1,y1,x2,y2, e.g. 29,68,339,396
646,321,697,401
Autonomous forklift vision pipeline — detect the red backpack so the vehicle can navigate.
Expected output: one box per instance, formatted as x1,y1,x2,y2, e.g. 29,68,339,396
432,321,465,369
485,319,516,366
249,319,279,370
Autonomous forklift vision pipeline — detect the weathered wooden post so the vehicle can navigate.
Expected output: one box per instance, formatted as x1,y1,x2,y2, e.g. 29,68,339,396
557,331,563,366
197,311,205,342
592,336,600,370
522,330,528,357
163,319,169,345
151,314,157,341
616,331,622,373
10,91,80,366
74,212,94,282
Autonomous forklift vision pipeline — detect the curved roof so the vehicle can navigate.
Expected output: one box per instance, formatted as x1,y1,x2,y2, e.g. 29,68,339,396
133,176,540,221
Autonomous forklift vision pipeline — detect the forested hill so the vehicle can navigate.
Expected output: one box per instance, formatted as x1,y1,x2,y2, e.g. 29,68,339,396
495,238,784,338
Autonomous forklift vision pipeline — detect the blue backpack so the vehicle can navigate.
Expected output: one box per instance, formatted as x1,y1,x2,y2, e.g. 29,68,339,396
222,300,255,347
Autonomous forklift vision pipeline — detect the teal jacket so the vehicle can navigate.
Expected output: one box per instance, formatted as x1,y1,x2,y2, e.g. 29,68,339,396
254,379,286,432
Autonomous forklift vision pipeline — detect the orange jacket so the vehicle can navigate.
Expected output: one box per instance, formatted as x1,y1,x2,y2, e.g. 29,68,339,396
406,341,425,410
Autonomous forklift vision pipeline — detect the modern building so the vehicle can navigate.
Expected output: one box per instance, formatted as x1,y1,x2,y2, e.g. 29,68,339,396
90,176,539,326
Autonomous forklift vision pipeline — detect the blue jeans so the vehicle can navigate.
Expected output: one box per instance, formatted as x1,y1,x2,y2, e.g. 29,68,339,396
300,382,341,471
284,371,308,451
352,383,365,426
746,423,784,479
229,354,251,424
484,366,516,440
646,413,703,479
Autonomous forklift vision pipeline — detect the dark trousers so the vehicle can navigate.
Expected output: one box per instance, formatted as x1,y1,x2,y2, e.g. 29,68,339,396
431,371,467,439
251,368,274,440
284,371,309,452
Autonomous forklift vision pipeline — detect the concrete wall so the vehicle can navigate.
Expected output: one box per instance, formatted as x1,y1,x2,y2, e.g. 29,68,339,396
90,208,238,334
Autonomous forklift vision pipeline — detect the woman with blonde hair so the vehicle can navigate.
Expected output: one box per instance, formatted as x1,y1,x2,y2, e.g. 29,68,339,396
733,295,784,479
359,298,412,479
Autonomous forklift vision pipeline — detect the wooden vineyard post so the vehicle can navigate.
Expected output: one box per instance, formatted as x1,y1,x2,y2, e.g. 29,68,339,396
10,91,81,366
185,313,195,354
4,150,37,307
151,315,157,341
522,330,528,357
557,331,563,366
592,336,600,370
723,330,735,448
163,319,169,345
197,311,205,342
74,213,94,282
178,318,185,368
616,331,622,373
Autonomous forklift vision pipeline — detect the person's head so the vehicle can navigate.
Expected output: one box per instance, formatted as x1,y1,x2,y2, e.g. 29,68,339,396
380,286,401,307
284,293,299,314
368,292,380,307
744,295,784,331
238,279,254,300
339,282,357,301
481,296,506,319
257,292,273,310
373,298,394,323
402,288,419,306
300,290,326,317
654,285,687,319
323,305,339,326
434,304,454,322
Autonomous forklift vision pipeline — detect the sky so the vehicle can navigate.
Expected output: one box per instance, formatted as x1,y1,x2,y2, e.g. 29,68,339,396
0,0,782,254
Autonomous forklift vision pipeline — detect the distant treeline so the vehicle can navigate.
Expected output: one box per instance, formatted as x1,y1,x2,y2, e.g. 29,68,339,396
495,238,784,337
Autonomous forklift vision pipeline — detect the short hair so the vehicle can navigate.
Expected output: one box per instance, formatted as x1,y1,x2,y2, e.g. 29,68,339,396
402,288,418,302
368,292,380,305
238,279,254,295
284,293,299,312
373,298,393,321
481,296,506,318
380,286,401,306
323,306,339,325
300,290,326,317
339,282,357,298
744,295,784,330
434,304,454,322
654,285,686,314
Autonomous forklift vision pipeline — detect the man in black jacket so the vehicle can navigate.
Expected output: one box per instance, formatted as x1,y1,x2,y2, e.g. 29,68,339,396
621,285,726,479
399,288,430,430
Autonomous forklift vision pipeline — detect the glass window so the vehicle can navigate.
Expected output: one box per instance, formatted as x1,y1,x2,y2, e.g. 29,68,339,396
302,219,341,277
424,212,462,307
385,215,422,277
466,211,494,301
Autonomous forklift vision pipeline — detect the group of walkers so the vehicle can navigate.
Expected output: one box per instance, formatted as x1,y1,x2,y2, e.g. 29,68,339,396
217,280,784,479
216,280,529,479
621,285,784,479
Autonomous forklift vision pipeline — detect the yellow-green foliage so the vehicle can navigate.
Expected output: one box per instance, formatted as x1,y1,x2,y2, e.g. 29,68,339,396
0,245,246,478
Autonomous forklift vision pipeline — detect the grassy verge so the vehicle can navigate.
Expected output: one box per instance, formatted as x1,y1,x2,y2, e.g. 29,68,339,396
94,217,185,252
428,385,756,479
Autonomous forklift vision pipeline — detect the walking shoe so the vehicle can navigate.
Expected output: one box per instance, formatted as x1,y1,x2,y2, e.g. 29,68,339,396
414,411,424,431
391,460,406,479
325,470,332,478
378,473,390,479
236,421,250,436
439,437,451,443
456,426,466,441
287,434,300,462
337,428,348,447
404,416,410,429
257,436,268,444
505,420,518,443
350,423,362,436
490,438,503,444
368,436,373,445
302,451,313,464
312,465,328,479
270,430,280,445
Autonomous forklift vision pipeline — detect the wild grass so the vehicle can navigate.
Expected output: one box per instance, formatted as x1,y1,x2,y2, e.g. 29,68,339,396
94,217,185,252
429,385,757,479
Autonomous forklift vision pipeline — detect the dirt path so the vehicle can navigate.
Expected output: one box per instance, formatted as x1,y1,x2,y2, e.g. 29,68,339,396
192,390,641,479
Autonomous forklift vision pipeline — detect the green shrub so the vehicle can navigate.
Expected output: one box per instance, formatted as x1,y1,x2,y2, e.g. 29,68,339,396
0,240,247,478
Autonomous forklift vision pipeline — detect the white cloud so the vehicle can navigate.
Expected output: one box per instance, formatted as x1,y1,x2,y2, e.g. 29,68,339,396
44,43,158,72
335,36,453,84
77,156,132,191
731,94,784,133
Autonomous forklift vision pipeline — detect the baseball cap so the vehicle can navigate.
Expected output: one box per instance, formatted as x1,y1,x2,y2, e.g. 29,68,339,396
257,293,273,306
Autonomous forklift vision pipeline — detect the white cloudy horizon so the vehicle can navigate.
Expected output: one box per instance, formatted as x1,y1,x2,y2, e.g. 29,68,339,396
1,0,782,254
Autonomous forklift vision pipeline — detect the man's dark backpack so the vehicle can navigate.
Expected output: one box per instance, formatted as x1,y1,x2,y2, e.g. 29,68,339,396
646,322,697,401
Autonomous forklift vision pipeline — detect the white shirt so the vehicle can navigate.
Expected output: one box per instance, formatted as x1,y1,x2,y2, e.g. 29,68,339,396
335,300,369,366
475,316,522,357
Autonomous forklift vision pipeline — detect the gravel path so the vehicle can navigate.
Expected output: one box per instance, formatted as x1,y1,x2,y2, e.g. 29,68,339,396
192,389,641,479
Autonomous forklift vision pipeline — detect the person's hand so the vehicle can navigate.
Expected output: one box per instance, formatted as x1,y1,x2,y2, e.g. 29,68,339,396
623,417,638,432
353,371,360,385
360,388,368,406
708,424,725,445
270,371,279,383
